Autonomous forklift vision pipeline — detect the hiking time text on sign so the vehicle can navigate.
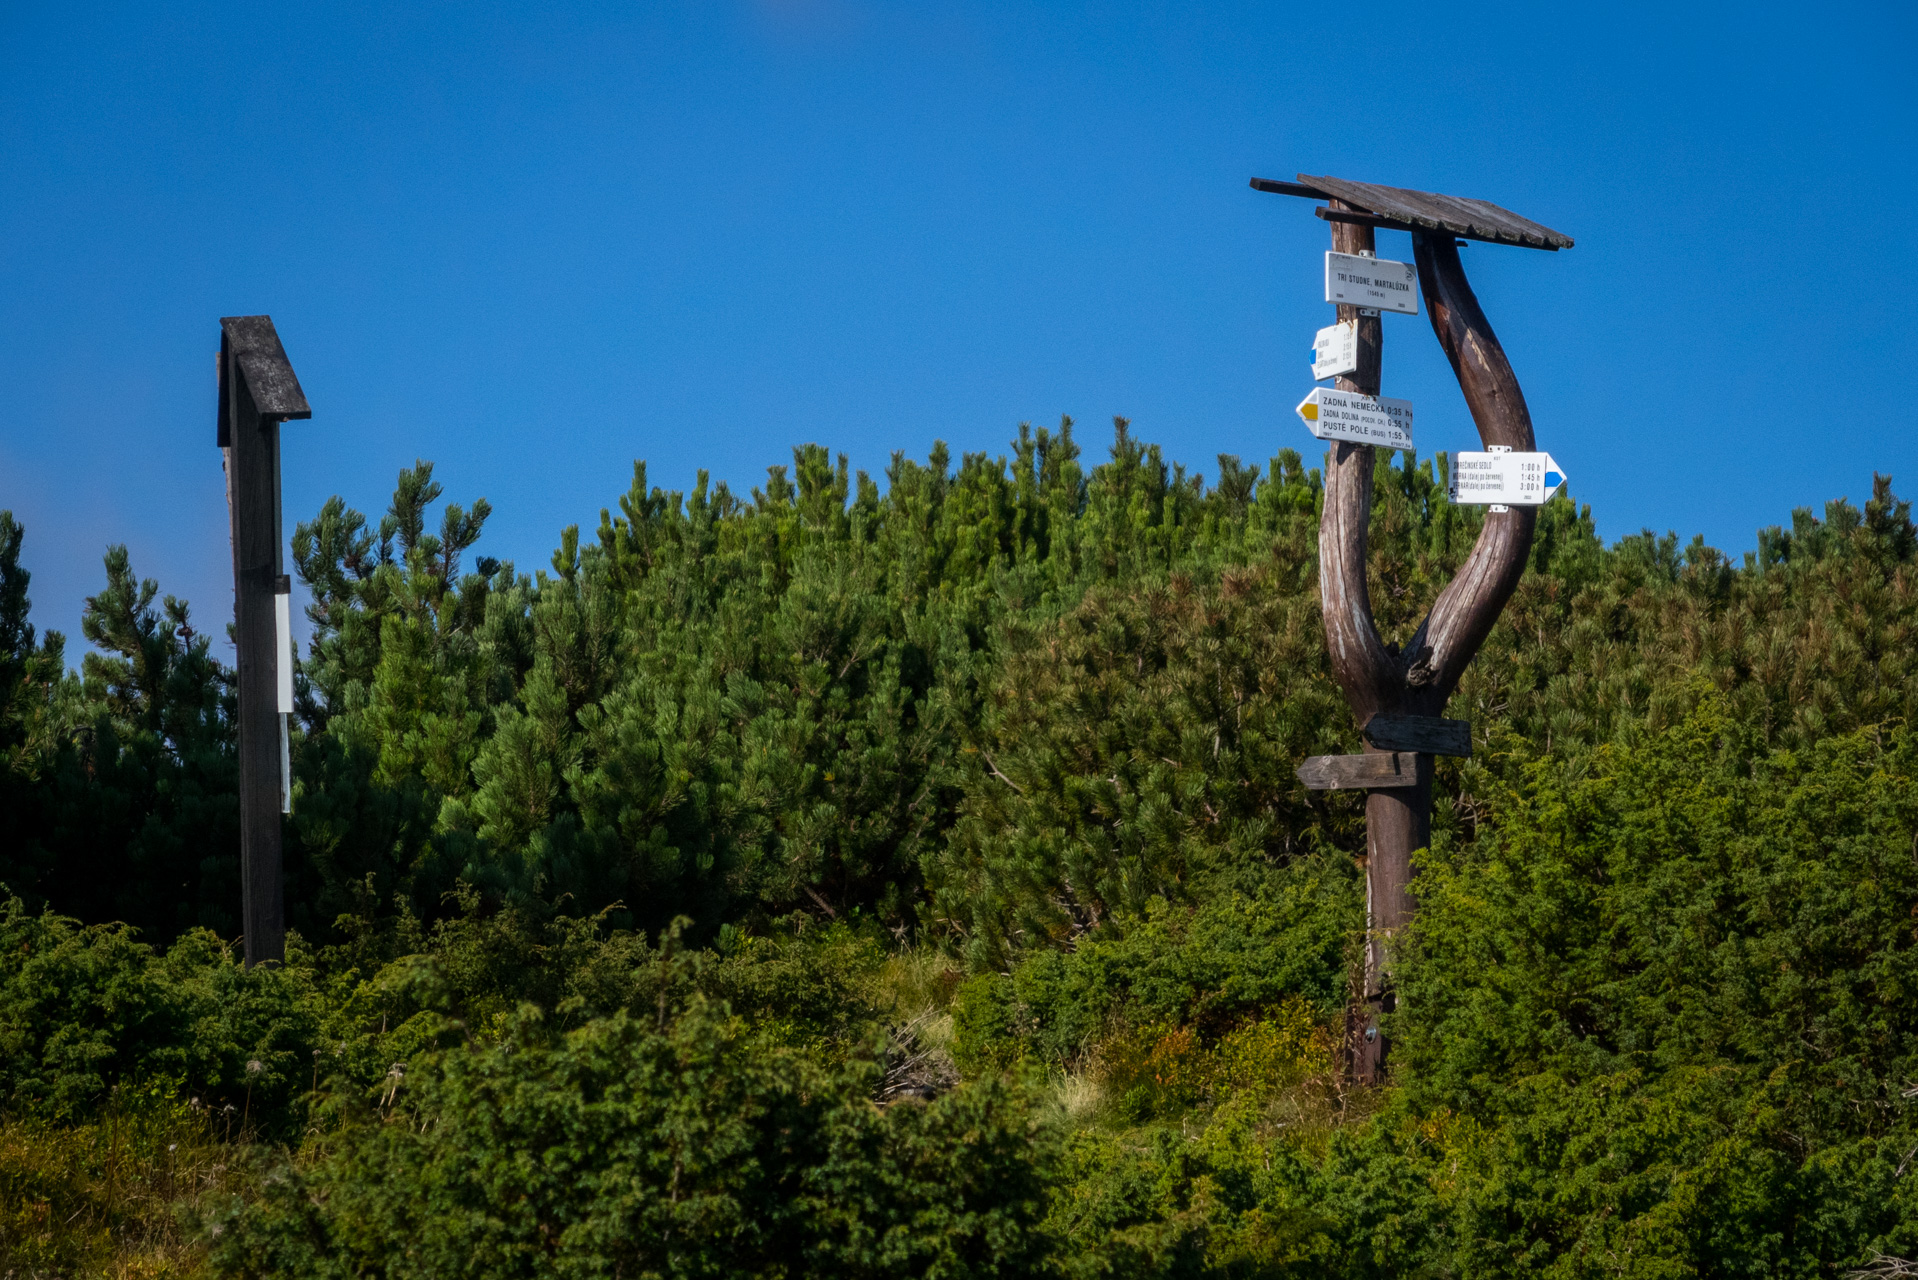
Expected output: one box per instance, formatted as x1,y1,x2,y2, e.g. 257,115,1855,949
1312,320,1359,380
1325,251,1419,314
1447,449,1566,506
1295,387,1414,451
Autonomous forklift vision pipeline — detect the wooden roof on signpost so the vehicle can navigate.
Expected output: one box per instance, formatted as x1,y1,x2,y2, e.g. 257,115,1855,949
1250,174,1573,250
216,315,311,447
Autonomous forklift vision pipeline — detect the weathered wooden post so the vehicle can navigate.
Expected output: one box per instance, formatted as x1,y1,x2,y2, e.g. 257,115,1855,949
1252,175,1573,1081
217,315,309,967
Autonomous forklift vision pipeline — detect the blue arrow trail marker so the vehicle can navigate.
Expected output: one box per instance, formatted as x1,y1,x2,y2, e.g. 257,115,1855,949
1446,450,1567,506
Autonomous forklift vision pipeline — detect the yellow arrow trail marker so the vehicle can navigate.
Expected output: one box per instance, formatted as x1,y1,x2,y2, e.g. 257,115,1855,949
1295,388,1414,451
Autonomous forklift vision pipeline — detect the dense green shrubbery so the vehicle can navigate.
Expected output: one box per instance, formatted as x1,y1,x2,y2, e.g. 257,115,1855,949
950,858,1355,1076
0,890,1061,1276
11,427,1918,953
209,1002,1056,1280
1021,705,1918,1277
0,897,318,1133
1389,705,1918,1274
4,423,1918,1275
0,888,930,1130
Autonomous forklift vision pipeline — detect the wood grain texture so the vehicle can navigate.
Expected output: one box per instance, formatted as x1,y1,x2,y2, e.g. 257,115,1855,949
1315,205,1557,251
1316,204,1402,1087
1296,752,1418,790
1298,173,1574,249
1402,233,1538,711
1363,714,1472,757
1320,235,1540,722
1356,744,1430,1085
1317,205,1399,724
217,316,310,440
1364,751,1430,978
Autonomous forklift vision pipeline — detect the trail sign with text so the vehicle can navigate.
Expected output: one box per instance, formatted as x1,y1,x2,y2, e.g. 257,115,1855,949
1296,388,1413,451
1312,320,1358,380
1325,251,1419,314
1447,450,1566,506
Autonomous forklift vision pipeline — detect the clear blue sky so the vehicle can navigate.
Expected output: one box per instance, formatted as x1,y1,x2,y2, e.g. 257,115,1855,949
2,0,1913,650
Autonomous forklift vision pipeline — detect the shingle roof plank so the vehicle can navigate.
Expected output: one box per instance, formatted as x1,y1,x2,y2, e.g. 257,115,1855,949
220,315,312,420
1295,174,1573,249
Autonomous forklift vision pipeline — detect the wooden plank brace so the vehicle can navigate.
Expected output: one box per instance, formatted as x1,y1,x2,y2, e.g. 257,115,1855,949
1363,714,1472,757
1297,752,1421,790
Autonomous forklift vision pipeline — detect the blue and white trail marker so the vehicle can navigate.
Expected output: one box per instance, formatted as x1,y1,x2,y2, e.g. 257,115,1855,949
1447,449,1567,506
1311,321,1358,380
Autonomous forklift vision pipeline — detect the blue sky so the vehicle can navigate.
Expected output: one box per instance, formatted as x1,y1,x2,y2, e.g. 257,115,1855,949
1,0,1913,649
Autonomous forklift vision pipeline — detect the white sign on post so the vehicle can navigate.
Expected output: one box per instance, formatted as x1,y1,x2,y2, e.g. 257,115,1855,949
274,589,294,814
1325,252,1419,315
1311,321,1358,380
1295,388,1414,451
1447,450,1567,506
274,592,295,714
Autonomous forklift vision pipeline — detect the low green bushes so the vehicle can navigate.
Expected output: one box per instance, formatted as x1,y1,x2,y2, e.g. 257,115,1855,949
208,1000,1055,1280
0,899,321,1135
950,857,1357,1077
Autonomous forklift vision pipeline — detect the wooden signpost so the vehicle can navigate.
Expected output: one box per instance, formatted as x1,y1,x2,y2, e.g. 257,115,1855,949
217,315,309,967
1253,173,1573,1083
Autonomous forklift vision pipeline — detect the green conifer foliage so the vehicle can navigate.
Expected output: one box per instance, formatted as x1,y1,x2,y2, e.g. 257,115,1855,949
207,1003,1057,1280
5,434,1918,1275
0,511,73,897
0,525,238,936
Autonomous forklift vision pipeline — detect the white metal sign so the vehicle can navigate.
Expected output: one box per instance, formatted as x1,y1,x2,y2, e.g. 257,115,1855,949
1311,321,1358,380
1325,252,1419,315
1447,450,1567,506
275,589,294,813
274,592,295,714
1295,388,1414,451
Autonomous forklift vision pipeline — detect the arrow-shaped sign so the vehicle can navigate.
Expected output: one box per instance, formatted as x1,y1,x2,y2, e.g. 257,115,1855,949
1296,388,1414,451
1447,450,1567,506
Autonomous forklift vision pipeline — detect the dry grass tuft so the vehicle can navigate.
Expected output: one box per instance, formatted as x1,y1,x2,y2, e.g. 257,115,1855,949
869,946,966,1101
0,1087,246,1279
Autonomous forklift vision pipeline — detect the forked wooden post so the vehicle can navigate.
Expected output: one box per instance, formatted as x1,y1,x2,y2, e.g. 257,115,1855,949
217,316,309,967
1253,174,1571,1082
